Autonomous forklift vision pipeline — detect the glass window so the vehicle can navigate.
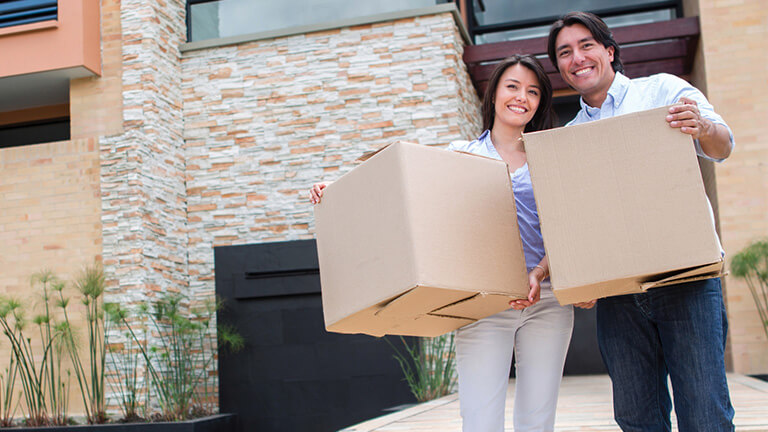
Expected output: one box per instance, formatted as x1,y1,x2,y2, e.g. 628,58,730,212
470,0,679,44
188,0,439,42
476,9,675,44
0,119,70,149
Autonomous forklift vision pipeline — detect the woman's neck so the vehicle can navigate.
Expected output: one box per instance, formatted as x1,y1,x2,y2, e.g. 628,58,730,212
490,123,525,152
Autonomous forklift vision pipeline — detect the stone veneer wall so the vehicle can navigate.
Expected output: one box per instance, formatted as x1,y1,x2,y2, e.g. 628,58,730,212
101,0,187,304
181,11,481,305
99,0,190,409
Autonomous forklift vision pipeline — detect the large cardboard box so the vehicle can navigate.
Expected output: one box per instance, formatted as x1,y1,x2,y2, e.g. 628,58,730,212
314,142,529,337
523,106,724,305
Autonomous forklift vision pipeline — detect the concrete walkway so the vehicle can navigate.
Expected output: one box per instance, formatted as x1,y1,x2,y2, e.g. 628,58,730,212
343,374,768,431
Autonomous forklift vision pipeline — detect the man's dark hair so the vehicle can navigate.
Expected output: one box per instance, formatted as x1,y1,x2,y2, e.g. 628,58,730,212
547,11,624,73
481,54,554,133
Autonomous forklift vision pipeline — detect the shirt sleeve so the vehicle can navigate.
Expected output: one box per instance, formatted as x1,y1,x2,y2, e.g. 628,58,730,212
658,74,734,162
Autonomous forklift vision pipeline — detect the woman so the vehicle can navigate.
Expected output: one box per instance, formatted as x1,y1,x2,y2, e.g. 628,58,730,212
310,55,574,432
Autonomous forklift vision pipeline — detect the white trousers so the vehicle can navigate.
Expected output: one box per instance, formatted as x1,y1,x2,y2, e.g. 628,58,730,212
455,286,573,432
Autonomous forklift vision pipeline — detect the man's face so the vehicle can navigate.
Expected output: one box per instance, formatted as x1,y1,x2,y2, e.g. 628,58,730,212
554,23,615,105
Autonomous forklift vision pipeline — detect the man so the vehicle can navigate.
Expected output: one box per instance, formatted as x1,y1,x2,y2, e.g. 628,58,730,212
547,11,735,432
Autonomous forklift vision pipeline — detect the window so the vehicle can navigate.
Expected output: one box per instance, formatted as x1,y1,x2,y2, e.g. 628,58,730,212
0,0,58,29
0,117,70,148
466,0,681,43
187,0,440,42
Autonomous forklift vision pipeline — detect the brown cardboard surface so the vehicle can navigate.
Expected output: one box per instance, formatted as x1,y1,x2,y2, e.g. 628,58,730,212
523,106,723,305
314,141,529,337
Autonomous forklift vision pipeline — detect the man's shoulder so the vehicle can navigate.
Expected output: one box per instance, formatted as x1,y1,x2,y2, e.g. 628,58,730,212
629,73,690,91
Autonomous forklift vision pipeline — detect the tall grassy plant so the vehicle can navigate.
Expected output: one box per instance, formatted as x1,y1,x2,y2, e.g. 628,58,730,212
108,294,243,421
32,272,71,426
731,239,768,340
104,303,149,422
56,264,108,423
0,296,52,425
0,359,19,427
387,333,457,402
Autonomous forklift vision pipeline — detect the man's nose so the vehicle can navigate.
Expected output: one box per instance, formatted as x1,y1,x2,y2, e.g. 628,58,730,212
573,48,586,64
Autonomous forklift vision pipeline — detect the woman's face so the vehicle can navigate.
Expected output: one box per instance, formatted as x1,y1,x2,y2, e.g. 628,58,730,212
493,63,541,130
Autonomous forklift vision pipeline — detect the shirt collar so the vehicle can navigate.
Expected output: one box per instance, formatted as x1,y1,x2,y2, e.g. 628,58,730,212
578,71,630,117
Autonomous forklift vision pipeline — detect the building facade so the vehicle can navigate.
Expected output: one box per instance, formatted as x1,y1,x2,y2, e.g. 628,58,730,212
0,0,765,418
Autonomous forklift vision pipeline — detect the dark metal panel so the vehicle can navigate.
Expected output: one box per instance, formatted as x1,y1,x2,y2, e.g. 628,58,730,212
215,240,415,432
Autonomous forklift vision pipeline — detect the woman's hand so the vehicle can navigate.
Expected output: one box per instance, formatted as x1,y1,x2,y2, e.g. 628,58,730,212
510,266,545,310
309,182,328,204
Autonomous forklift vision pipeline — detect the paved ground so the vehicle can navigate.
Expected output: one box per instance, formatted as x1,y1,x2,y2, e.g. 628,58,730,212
343,374,768,431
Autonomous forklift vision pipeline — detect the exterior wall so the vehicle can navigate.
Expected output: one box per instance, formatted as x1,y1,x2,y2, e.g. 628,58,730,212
181,11,481,306
97,0,189,410
100,0,187,305
70,0,123,139
0,0,101,78
0,138,102,414
696,0,768,373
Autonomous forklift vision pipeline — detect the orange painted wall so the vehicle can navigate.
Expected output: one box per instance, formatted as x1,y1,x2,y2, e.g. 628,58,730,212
0,0,101,78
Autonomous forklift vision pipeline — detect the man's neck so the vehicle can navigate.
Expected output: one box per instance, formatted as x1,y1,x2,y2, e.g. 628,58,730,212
582,71,617,108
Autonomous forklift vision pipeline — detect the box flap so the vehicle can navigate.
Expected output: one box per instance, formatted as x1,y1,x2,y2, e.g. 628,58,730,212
553,260,725,305
357,141,418,162
553,276,642,305
431,292,517,320
374,286,471,320
640,260,724,290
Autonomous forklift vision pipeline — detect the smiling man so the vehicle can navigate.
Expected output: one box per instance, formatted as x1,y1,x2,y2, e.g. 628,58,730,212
547,11,735,432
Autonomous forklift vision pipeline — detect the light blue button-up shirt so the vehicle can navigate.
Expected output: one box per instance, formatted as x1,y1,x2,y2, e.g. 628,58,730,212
567,72,734,162
448,131,545,273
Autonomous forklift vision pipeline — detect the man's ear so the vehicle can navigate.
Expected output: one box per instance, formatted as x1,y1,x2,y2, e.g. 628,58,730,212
607,45,615,62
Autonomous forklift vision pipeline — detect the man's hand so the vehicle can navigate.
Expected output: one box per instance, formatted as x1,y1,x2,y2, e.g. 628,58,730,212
667,97,732,160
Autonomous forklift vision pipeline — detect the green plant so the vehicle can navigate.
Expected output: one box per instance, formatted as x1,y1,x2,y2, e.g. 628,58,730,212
731,239,768,340
56,264,108,424
0,359,20,427
108,293,243,421
387,333,457,402
0,295,56,426
104,302,149,422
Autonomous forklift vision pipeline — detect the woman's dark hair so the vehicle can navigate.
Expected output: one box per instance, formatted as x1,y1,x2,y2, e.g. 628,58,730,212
481,54,554,133
547,11,624,74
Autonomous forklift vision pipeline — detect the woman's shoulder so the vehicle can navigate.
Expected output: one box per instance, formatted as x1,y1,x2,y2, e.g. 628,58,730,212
447,130,489,153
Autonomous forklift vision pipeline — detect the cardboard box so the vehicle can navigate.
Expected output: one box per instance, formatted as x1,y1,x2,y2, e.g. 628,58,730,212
523,106,724,305
314,142,529,337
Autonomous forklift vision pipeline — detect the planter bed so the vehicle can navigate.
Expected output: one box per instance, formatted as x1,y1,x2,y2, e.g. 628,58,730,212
7,414,235,432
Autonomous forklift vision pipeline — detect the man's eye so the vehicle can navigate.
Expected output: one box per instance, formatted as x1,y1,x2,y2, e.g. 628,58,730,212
558,50,570,57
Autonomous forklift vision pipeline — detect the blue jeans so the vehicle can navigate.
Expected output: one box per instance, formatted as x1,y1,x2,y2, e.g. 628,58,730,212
596,278,735,432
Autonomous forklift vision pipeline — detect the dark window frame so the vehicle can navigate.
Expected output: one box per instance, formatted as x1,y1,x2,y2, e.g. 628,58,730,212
0,117,71,149
186,0,219,42
460,0,683,43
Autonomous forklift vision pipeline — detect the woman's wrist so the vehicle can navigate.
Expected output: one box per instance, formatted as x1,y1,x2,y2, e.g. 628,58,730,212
533,264,548,280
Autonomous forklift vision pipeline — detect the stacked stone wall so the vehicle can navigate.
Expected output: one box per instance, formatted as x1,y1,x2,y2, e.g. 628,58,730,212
181,12,481,303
